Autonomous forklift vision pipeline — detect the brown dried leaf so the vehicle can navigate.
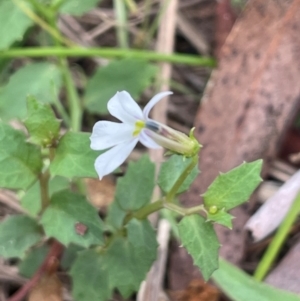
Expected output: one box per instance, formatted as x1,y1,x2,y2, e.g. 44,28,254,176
28,273,63,301
172,279,220,301
85,176,115,209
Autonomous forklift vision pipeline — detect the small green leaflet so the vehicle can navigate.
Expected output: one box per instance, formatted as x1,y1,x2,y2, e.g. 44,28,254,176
213,259,300,301
24,96,61,146
50,132,102,178
206,210,234,229
84,59,158,114
0,122,42,190
178,214,220,281
158,155,199,194
115,155,155,211
0,0,33,50
0,62,62,121
203,160,263,211
40,190,104,247
0,215,42,259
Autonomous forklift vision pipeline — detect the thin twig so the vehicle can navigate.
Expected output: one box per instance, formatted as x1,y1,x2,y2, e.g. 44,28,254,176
7,241,64,301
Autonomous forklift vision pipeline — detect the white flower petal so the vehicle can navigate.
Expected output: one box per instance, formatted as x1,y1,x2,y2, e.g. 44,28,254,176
143,91,173,118
90,121,134,150
107,91,143,124
94,139,138,179
139,130,162,149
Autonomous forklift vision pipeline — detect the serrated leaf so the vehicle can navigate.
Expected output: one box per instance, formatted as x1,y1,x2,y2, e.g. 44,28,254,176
0,62,62,121
105,219,157,297
178,214,220,280
70,250,111,301
0,122,42,189
21,176,69,216
61,244,84,270
158,155,199,194
59,0,101,16
84,59,158,114
213,259,300,301
203,160,263,211
206,210,234,229
0,215,42,259
19,245,49,278
24,96,61,146
50,132,102,178
115,155,155,211
0,0,33,50
40,190,104,247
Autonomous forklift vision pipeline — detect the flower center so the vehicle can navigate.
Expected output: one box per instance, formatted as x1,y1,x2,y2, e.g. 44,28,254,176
133,120,145,136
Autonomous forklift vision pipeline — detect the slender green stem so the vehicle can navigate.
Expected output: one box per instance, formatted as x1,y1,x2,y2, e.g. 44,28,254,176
166,155,198,202
39,171,50,210
123,200,164,224
254,193,300,281
164,203,205,216
26,0,54,20
47,10,82,132
0,47,216,66
59,58,82,131
124,0,138,13
144,0,171,47
12,0,74,47
114,0,129,48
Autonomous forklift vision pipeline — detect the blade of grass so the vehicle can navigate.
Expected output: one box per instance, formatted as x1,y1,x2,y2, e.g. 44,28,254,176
0,47,216,66
114,0,129,48
254,193,300,281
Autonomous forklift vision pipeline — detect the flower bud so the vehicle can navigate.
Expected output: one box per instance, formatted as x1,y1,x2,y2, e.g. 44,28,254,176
144,121,201,157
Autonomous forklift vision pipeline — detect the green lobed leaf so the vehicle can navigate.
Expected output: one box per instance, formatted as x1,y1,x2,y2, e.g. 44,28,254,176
0,62,62,121
115,155,155,211
21,176,70,216
0,122,42,190
70,250,111,301
50,132,102,178
0,0,33,50
19,245,49,278
203,160,263,211
0,215,42,259
178,214,220,281
158,155,199,194
105,219,158,297
206,210,234,229
59,0,102,16
40,190,104,247
24,96,61,146
105,200,127,230
61,244,84,270
213,259,300,301
84,59,158,114
70,219,157,300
